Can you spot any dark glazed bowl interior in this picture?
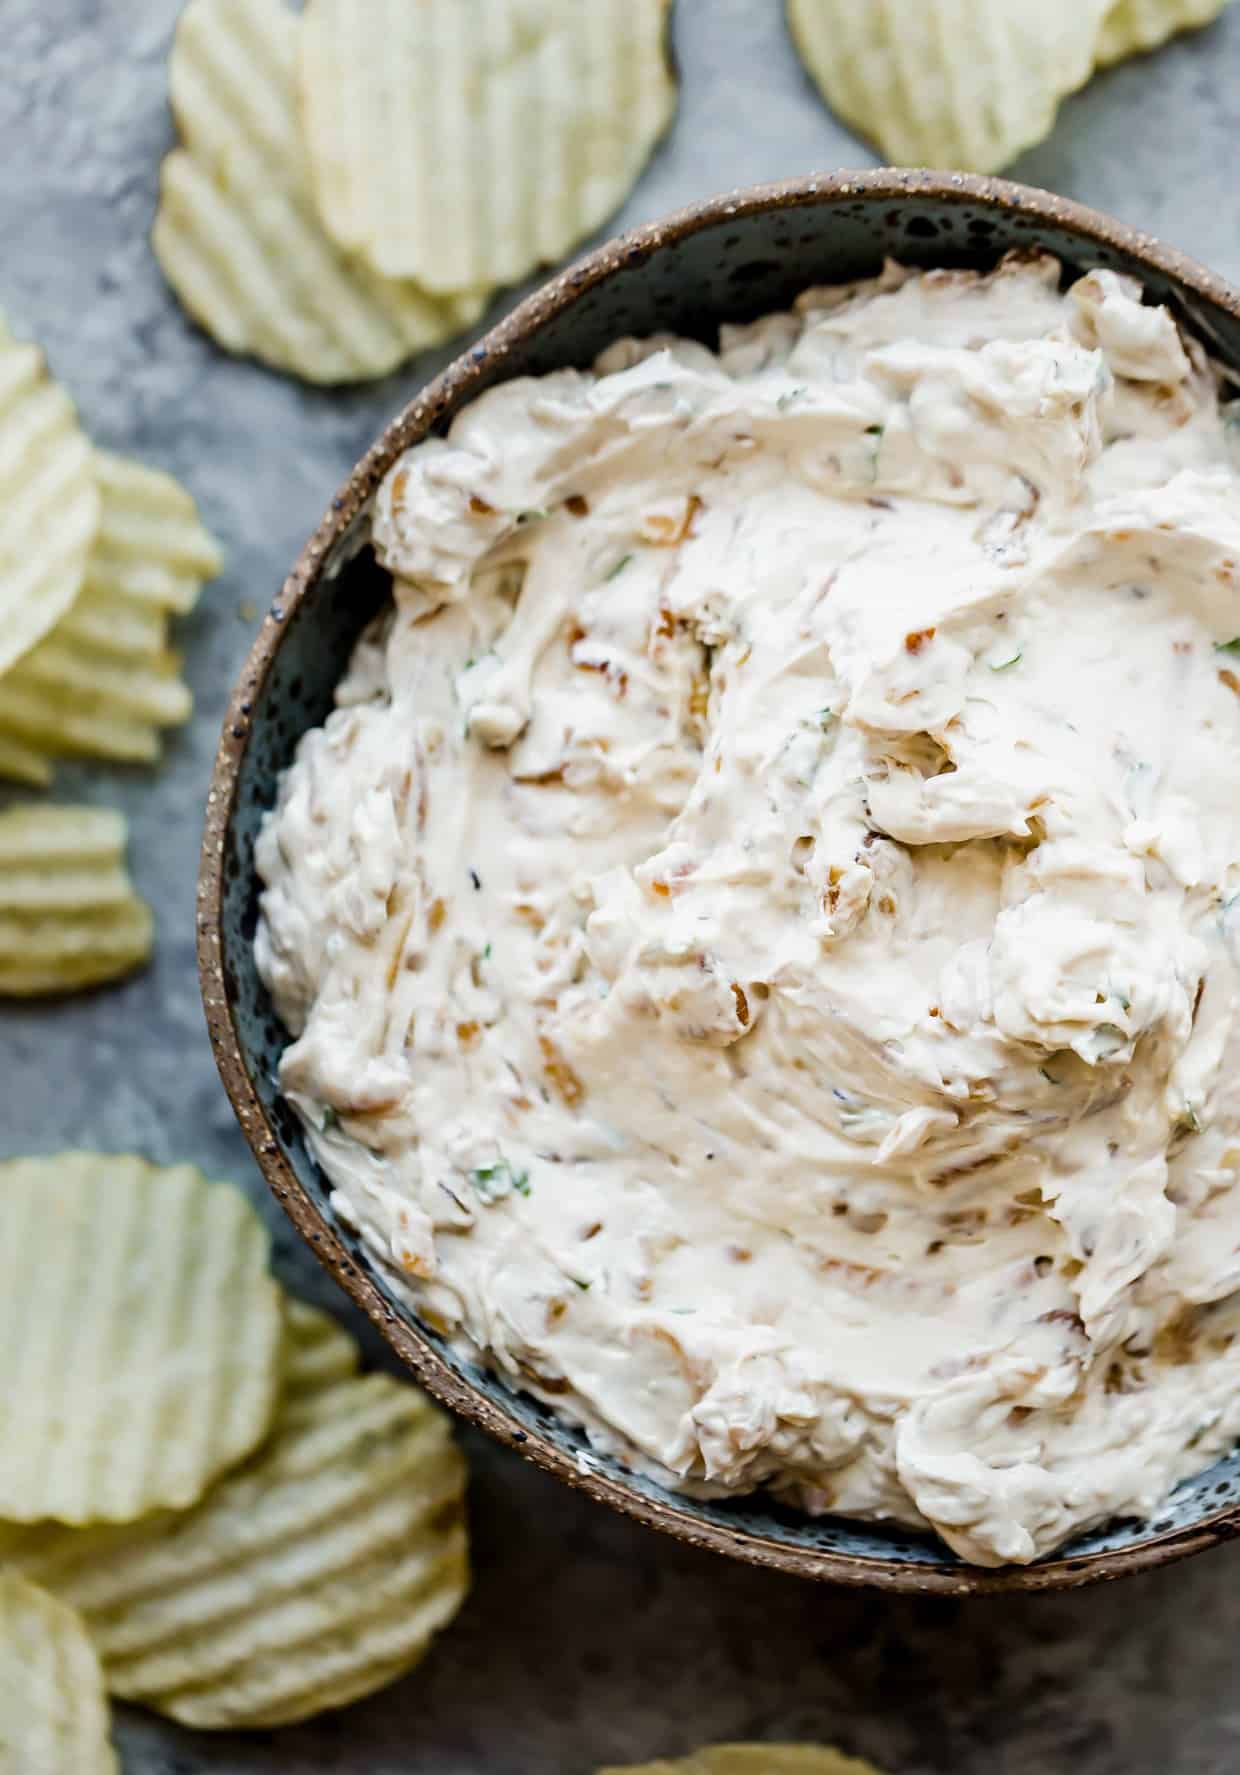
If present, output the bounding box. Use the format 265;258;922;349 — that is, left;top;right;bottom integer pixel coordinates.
200;171;1240;1594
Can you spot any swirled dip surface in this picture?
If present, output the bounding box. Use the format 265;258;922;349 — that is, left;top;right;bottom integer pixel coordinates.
256;255;1240;1565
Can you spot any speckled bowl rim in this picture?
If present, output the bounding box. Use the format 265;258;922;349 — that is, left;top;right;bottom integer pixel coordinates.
199;168;1240;1595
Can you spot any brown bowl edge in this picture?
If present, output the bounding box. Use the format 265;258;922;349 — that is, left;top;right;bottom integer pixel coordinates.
198;167;1240;1595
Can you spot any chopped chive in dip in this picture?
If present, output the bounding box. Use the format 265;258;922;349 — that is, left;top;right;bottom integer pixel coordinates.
1216;639;1240;654
1178;1104;1203;1135
605;553;633;581
1039;1066;1060;1085
990;651;1022;672
482;941;492;960
469;1158;531;1202
571;1276;591;1291
864;424;884;438
776;387;807;411
818;707;834;730
320;1105;339;1132
469;868;482;890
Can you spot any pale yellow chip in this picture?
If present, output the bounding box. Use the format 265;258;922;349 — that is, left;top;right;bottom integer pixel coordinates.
0;449;223;782
1095;0;1228;63
153;0;483;385
0;635;191;768
0;1314;470;1729
299;0;677;295
599;1748;886;1775
0;733;52;789
86;449;224;616
0;1574;117;1775
280;1299;362;1398
0;806;153;996
0;315;100;677
786;0;1228;173
0;1154;283;1522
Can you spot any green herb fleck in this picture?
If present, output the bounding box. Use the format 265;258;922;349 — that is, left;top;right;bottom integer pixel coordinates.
571;1276;591;1292
1216;638;1240;655
482;942;492;960
1039;1066;1061;1086
776;387;807;411
605;554;633;582
990;651;1022;672
1178;1104;1203;1135
469;1157;531;1203
818;707;834;731
321;1106;339;1133
463;656;476;670
861;424;884;485
516;508;549;525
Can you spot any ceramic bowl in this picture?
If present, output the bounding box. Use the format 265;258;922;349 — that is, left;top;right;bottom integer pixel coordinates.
199;169;1240;1594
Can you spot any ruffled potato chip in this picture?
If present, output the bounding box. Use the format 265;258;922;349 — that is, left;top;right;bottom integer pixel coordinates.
0;1574;117;1775
599;1748;885;1775
87;449;224;614
0;1154;283;1521
0;449;222;782
298;0;677;294
0;806;153;996
1096;0;1227;62
153;0;481;384
786;0;1227;173
0;1307;469;1729
0;732;52;789
0;316;99;676
280;1299;361;1398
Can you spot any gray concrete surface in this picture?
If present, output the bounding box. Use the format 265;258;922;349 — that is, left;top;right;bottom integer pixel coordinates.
6;3;1240;1770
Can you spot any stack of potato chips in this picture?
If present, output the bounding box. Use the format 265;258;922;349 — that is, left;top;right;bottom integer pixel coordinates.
153;0;679;385
0;314;222;996
0;1154;471;1758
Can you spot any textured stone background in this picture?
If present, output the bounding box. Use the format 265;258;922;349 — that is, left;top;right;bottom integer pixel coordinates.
7;3;1240;1770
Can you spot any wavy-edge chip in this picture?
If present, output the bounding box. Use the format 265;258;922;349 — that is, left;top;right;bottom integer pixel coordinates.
280;1299;362;1398
0;1312;470;1729
152;0;481;385
0;448;223;782
598;1746;887;1775
1095;0;1227;63
0;806;154;997
0;315;100;675
0;1154;283;1520
0;1574;118;1775
785;0;1226;173
0;410;223;775
0;732;52;789
298;0;677;293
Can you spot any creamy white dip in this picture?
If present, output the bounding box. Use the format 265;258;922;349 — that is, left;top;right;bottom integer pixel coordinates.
256;253;1240;1565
